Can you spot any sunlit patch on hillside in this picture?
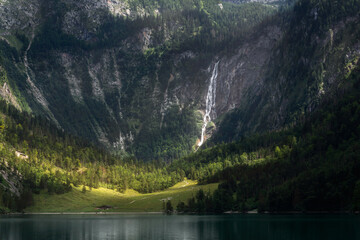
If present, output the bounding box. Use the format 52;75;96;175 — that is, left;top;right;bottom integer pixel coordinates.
169;178;197;189
26;182;218;213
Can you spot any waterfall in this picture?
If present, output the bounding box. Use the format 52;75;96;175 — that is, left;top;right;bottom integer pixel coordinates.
198;61;219;147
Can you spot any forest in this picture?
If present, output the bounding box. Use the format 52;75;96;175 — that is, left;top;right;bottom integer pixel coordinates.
0;100;186;212
175;65;360;213
0;0;283;212
0;0;359;214
1;62;359;213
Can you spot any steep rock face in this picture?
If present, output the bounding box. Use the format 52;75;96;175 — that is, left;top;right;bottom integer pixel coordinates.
210;6;360;143
60;0;132;40
0;0;358;160
0;0;40;32
0;0;231;160
0;160;23;199
38;47;205;151
0;0;274;160
215;25;283;117
0;82;20;110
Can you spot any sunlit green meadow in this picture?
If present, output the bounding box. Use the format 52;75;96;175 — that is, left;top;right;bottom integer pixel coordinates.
26;180;218;213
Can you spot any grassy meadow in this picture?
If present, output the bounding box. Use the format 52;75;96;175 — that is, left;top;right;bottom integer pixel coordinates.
26;180;218;213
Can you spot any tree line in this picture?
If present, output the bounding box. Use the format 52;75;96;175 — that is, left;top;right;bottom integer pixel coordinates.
178;65;360;213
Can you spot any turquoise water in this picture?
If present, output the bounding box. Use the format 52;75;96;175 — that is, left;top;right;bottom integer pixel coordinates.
0;214;359;240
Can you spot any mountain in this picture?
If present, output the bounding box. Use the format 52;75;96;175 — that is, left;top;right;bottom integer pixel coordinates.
0;0;277;161
172;64;360;213
0;0;359;163
0;0;359;214
0;99;187;213
210;0;360;144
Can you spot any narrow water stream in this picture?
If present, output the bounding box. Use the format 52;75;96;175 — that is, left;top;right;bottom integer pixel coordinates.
198;61;219;147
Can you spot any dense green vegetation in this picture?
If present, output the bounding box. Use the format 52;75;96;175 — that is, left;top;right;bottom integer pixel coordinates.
2;61;359;212
178;66;360;213
0;96;222;213
0;0;359;214
26;180;218;213
0;101;191;212
30;0;277;54
134;106;201;160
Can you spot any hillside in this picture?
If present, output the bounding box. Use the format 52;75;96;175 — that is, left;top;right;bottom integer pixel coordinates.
170;64;360;213
0;0;359;214
26;180;218;213
0;0;358;163
0;0;277;161
0;98;215;213
209;0;360;144
0;100;188;213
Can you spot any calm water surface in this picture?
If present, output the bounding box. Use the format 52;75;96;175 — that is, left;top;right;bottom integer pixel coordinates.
0;214;359;240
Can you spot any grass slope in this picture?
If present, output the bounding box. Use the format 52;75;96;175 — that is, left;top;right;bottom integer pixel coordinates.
26;180;218;213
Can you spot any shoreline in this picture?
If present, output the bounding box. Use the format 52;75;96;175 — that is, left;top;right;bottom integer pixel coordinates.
9;212;164;215
3;211;359;216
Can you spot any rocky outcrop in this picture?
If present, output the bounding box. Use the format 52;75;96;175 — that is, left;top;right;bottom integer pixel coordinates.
215;26;283;117
0;0;40;33
0;161;23;198
61;0;132;40
0;82;21;110
210;10;360;143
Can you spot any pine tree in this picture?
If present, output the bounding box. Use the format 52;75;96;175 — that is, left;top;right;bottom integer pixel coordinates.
82;185;86;194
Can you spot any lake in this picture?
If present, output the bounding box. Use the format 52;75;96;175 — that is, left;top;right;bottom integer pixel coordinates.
0;214;359;240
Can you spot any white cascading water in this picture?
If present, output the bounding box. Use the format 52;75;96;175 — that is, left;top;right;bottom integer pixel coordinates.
198;61;220;147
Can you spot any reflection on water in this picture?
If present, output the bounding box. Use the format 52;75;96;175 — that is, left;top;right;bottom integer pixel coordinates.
0;214;359;240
